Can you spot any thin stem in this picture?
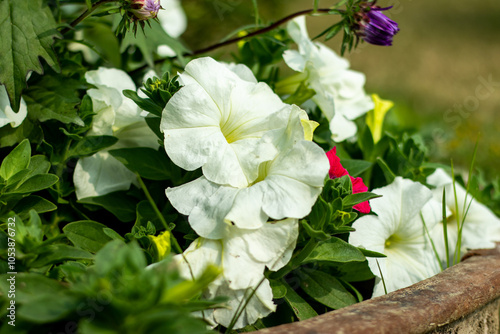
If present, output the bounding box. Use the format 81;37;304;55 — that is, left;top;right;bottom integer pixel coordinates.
136;174;183;254
60;0;118;35
130;8;334;74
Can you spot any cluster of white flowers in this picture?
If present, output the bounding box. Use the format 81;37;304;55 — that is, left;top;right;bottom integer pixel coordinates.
73;67;159;199
350;171;500;297
283;17;374;142
161;57;329;328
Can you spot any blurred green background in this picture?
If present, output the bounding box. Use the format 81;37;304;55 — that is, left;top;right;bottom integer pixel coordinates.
181;0;500;177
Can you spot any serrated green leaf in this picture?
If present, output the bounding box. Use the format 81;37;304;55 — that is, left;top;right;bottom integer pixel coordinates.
24;73;84;126
67;135;118;158
0;0;60;112
299;268;356;309
303;238;365;263
283;280;317;321
63;220;113;253
13;195;57;215
109;147;172;180
0;138;30;180
10;174;58;194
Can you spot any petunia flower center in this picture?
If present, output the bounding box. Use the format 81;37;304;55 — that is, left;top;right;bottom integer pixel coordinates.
384;234;402;249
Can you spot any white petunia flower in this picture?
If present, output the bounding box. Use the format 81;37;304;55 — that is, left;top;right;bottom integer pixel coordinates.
282;16;374;142
174;218;298;328
349;177;442;297
166;137;328;239
203;278;276;329
0;85;28;128
161;57;294;188
427;168;500;264
74;67;158;199
157;0;188;57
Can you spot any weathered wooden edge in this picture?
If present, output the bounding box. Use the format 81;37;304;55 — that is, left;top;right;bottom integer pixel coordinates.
256;246;500;334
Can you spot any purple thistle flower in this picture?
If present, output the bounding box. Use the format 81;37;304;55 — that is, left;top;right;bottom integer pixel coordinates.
356;5;400;46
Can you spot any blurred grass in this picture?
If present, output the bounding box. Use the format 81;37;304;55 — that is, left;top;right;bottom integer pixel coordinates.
180;0;500;178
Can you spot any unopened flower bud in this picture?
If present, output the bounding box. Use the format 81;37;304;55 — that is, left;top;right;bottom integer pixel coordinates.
354;2;399;46
129;0;161;21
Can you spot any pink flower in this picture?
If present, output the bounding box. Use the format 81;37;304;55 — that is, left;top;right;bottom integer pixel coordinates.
326;147;371;213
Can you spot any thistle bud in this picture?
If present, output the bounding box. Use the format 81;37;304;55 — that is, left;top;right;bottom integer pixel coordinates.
129;0;161;21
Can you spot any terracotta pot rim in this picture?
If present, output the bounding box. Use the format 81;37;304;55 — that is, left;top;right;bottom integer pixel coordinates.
256;245;500;334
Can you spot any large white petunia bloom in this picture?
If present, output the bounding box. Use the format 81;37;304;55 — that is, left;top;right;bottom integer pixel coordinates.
282;16;374;142
427;168;500;264
166;136;329;239
161;57;296;188
0;85;28;128
349;177;442;297
174;218;298;328
74;68;158;199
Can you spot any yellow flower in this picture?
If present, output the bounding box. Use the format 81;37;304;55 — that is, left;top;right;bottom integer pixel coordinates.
149;231;171;260
366;94;394;143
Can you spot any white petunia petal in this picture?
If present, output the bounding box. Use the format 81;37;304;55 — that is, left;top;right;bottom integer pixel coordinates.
74;151;137;199
350;177;442;297
158;0;187;38
0;85;28;128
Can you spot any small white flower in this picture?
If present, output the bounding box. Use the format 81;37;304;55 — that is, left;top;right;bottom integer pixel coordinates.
427;168;500;263
0;85;28;128
349;177;442;297
283;16;374;142
161;57;294;188
174;218;298;328
74;68;158;199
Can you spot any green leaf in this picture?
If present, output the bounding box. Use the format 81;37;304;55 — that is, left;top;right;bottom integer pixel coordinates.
376;157;396;184
24;72;84;126
18;293;81;323
303;238;366;263
63;220;113;253
27;155;51;176
0;0;60;112
109;147;172;180
357;247;387;258
0;139;30;180
299;268;357;309
10;174;59;194
13;195;57;215
270;279;287;299
301;220;331;241
342;192;381;209
341;159;373;177
67;135;118;158
123;89;163;116
78;191;137;222
30;244;93;267
0;273;66;304
283;280;318;321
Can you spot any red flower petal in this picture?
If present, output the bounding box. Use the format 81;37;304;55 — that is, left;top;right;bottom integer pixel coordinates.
326;147;348;179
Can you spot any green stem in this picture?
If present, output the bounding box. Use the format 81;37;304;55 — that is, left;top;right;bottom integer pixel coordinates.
271;238;318;279
136;174;183;254
60;0;119;35
130;7;335;74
